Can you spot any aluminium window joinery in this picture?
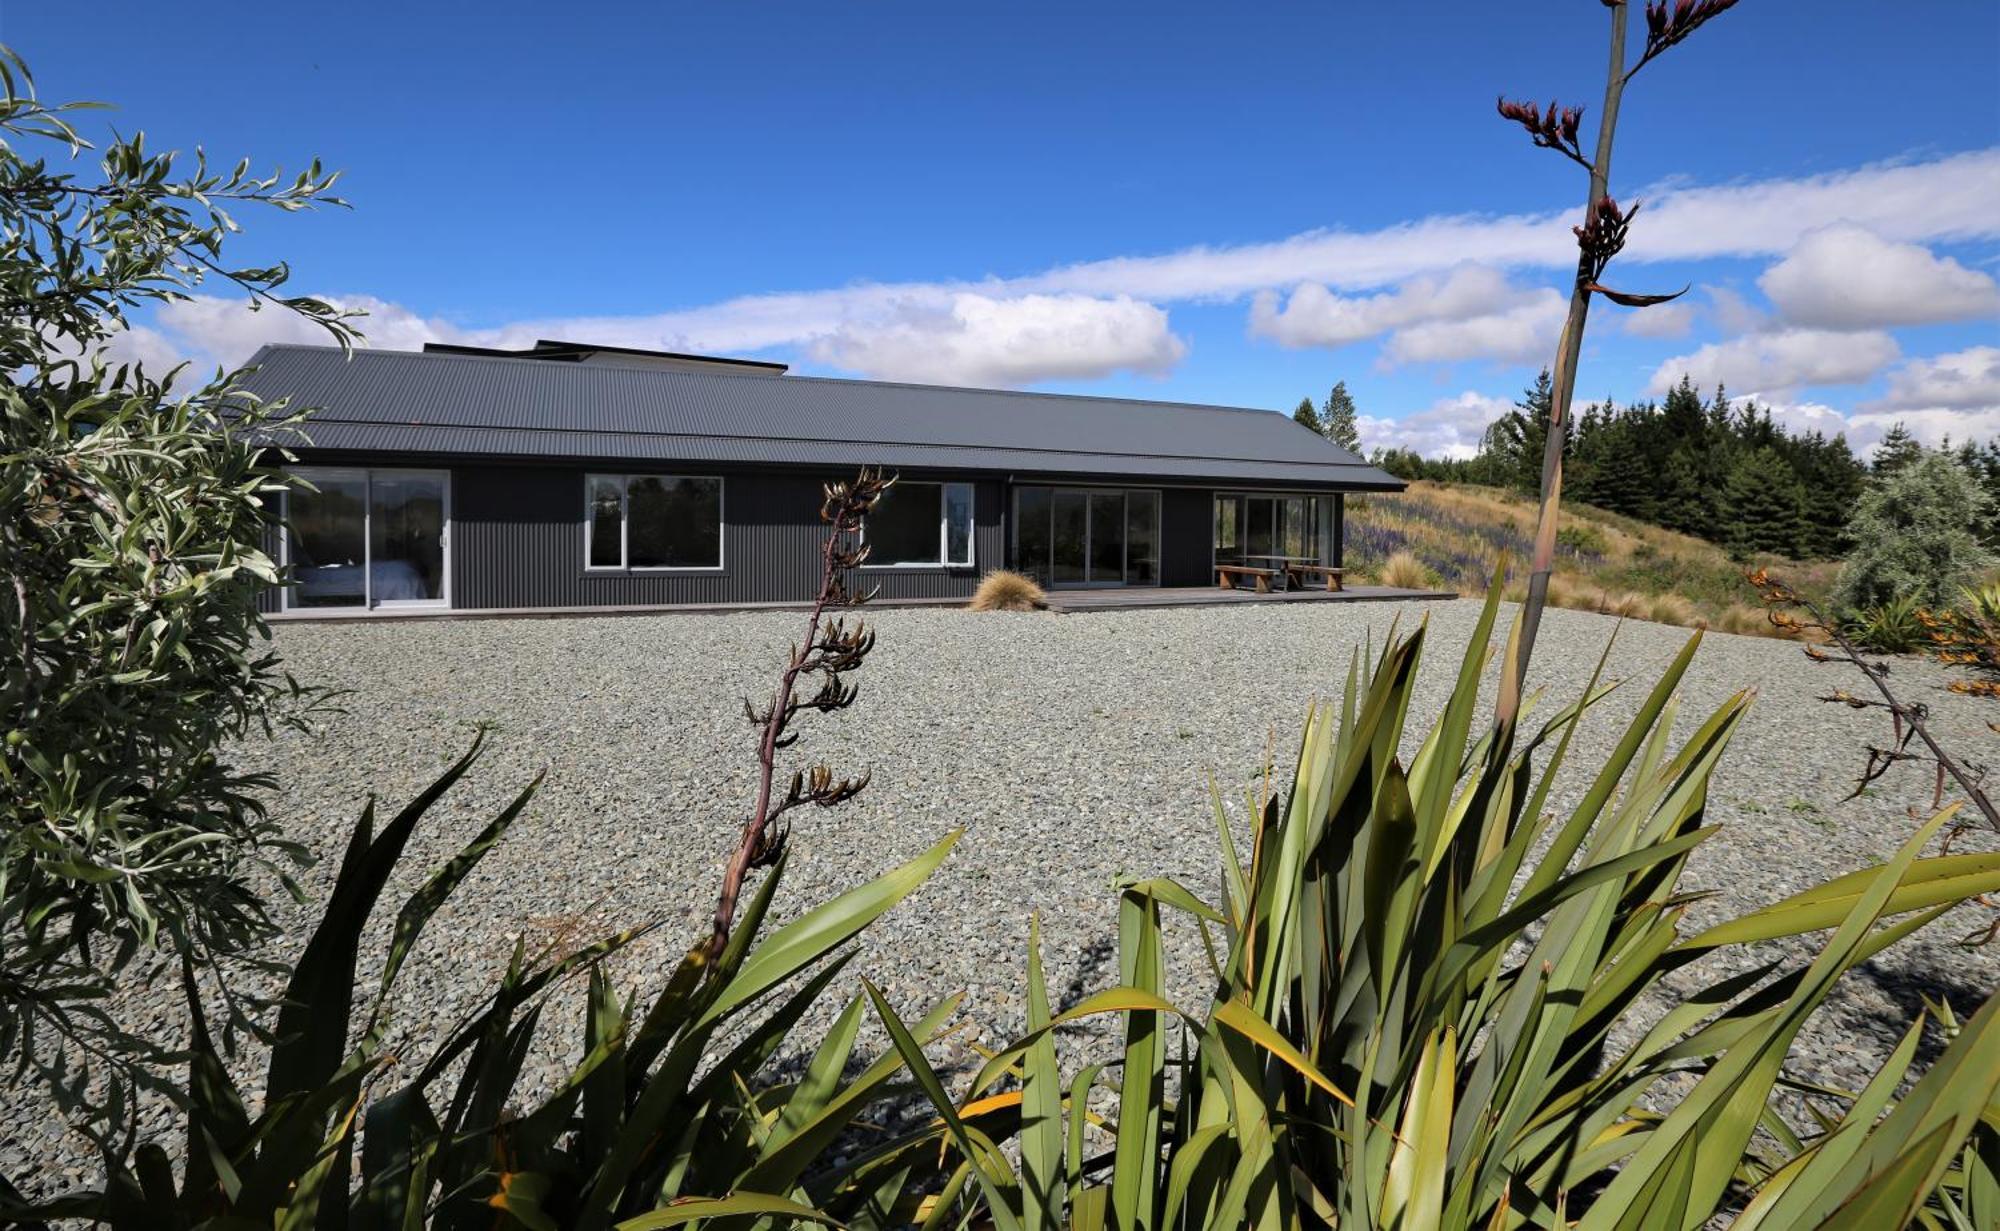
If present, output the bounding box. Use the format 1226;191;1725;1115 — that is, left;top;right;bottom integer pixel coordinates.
586;474;723;569
865;480;974;567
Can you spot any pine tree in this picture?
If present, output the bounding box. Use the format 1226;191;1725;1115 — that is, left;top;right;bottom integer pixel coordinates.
1481;371;1557;493
1795;433;1866;558
1322;381;1362;453
1292;396;1323;434
1654;448;1709;538
1723;446;1808;559
1872;423;1923;476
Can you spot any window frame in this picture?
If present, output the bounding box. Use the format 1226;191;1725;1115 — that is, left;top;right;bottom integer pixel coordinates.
861;480;976;569
281;466;452;612
583;473;726;573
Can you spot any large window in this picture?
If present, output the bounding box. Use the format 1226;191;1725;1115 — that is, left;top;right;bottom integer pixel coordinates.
1213;493;1324;567
586;474;723;569
865;481;974;567
286;467;448;610
1012;486;1160;587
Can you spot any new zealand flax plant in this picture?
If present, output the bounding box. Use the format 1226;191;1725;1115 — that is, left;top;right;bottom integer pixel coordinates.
869;578;2000;1230
0;469;978;1229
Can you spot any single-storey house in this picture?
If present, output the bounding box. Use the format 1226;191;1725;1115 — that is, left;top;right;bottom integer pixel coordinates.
235;339;1404;614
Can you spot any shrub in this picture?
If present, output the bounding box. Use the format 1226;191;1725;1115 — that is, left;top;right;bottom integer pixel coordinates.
0;45;352;1061
1380;549;1435;590
969;568;1047;611
1846;594;1927;653
1835;451;1995;615
1556;520;1610;556
878;587;2000;1228
0;734;963;1228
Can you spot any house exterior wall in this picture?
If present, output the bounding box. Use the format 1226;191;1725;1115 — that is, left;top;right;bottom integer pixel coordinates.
446;465;1000;608
1159;489;1215;587
262;460;1359;614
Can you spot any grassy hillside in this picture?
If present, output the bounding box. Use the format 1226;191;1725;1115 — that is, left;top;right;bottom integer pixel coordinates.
1346;481;1842;635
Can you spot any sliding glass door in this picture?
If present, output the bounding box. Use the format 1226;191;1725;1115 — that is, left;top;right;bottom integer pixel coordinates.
1213;492;1323;569
287;467;449;610
1014;486;1160;587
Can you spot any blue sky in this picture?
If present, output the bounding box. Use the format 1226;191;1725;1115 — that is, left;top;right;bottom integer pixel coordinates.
12;1;1999;454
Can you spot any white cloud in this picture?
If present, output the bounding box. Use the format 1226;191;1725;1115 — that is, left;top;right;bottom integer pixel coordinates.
1725;388;1999;456
1705;285;1770;334
803;292;1185;386
120;148;2000;387
1649;328;1901;395
1382;292;1566;365
1620;300;1696;338
1868;346;2000;411
1358;391;1514;459
1248;264;1565;364
1758;223;1999;329
1847;407;2000;453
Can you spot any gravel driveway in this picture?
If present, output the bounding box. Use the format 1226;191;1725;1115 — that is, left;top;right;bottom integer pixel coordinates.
6;597;1998;1189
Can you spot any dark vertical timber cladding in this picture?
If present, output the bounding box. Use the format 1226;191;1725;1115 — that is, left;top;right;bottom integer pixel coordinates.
1160;488;1214;587
450;466;998;609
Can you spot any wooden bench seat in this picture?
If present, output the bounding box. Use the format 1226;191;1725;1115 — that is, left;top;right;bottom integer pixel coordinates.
1216;565;1279;593
1284;563;1345;592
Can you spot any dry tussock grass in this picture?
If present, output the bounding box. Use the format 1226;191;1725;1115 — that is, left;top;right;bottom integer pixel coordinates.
968;569;1047;612
1381;551;1435;591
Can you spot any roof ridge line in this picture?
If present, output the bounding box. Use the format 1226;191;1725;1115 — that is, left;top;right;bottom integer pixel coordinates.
251;343;1306;422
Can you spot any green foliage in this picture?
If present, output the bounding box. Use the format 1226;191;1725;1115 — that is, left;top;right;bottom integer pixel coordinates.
1402;372;1870;561
1555;521;1609;555
1479;368;1559;492
0;733;965;1229
1872;422;1925;476
0;46;353;1060
1724;445;1809;558
883;585;2000;1228
1322;380;1361;453
1292;396;1322;434
1844;595;1927;653
1835;450;1996;615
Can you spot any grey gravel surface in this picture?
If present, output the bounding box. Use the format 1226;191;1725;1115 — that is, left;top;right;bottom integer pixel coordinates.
4;598;1998;1192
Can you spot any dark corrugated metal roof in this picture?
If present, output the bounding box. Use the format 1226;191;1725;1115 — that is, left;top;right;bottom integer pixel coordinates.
236;345;1406;490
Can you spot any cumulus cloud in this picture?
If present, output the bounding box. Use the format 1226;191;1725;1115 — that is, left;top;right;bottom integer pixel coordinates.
1758;223;1999;329
1868;346;2000;411
113;148;2000;387
1619;300;1696;338
1648;328;1901;395
1357;391;1515;460
803;292;1186;386
1032;149;2000;301
1248;265;1565;365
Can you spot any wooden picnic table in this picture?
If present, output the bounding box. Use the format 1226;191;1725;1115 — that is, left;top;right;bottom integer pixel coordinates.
1241;555;1319;591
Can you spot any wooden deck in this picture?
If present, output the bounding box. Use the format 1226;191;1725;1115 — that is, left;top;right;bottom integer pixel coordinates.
1043;584;1456;613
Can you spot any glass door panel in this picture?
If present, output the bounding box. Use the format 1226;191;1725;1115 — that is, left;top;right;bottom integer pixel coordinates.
370;472;447;604
1052;491;1088;585
1214;495;1243;566
290;470;369;608
1284;497;1309;558
1246;498;1276;558
1088;492;1126;584
1127;491;1159;584
1015;486;1053;585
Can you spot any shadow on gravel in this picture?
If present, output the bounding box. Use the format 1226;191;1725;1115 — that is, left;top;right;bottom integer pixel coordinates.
1848;959;1993;1067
